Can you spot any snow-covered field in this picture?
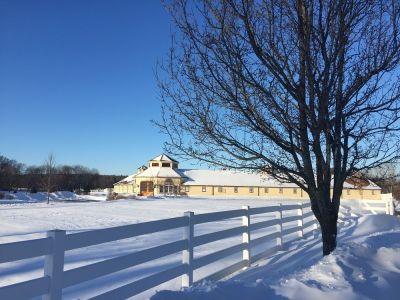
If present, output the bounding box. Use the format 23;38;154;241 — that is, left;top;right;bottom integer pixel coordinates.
0;193;399;299
0;191;108;204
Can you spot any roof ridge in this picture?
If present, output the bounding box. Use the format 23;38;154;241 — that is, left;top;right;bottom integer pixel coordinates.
150;153;178;162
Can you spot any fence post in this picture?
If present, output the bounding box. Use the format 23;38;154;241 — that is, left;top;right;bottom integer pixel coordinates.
389;198;394;215
313;215;318;239
43;229;66;300
242;206;251;267
275;204;283;249
297;203;303;238
182;211;194;288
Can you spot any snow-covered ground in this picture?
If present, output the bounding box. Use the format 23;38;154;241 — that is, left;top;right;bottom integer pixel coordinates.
0;193;399;299
153;213;400;300
0;191;108;204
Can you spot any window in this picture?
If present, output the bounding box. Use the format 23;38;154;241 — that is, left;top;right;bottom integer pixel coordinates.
279;188;283;194
162;163;170;167
151;163;159;167
172;163;178;168
174;186;178;194
202;186;206;192
159;186;164;193
218;186;223;193
264;187;269;193
249;187;254;193
293;188;297;194
185;186;189;192
234;187;238;193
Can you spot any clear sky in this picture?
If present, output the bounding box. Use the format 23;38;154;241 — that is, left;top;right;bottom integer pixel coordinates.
0;0;191;175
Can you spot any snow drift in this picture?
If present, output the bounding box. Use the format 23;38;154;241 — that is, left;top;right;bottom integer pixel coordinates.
152;214;400;300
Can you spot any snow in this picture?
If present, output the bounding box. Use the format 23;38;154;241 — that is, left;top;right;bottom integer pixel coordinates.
351;214;400;236
0;194;399;299
273;239;400;300
137;166;184;178
182;169;298;187
151;154;178;162
117;167;381;190
115;173;138;184
0;191;107;204
152;212;400;300
342;179;381;190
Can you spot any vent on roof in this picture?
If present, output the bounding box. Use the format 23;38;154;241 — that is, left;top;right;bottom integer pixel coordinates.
137;165;148;173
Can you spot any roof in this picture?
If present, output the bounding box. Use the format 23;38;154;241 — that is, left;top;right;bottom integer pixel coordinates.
136;166;185;178
114;174;136;185
114;167;381;190
183;169;382;190
150;154;178;163
342;178;381;190
182;169;298;187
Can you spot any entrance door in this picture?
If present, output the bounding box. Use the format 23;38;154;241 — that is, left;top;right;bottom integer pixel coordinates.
165;184;174;195
163;179;175;195
140;181;154;196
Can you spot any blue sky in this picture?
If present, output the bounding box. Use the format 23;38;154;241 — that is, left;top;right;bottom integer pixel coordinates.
0;0;192;175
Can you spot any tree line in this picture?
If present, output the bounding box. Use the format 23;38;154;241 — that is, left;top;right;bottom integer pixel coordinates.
0;155;126;193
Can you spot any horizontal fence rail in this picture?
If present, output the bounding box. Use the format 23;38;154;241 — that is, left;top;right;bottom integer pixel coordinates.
65;216;188;250
340;199;395;215
0;237;53;264
0;198;393;300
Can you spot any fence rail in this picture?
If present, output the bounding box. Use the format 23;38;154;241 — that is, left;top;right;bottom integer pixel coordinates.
0;199;393;300
341;198;395;215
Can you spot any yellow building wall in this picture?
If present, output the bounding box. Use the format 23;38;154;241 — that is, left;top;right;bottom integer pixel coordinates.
186;186;310;198
135;177;183;195
113;184;134;194
341;188;381;200
185;185;381;200
184;185;214;196
114;179;381;200
258;187;308;198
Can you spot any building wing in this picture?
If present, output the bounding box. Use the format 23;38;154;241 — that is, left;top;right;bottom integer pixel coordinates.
182;169;299;187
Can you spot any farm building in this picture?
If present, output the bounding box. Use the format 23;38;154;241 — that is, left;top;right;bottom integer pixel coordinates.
113;154;382;200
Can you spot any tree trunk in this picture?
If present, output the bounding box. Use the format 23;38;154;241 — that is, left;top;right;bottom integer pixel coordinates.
311;192;339;256
320;216;338;256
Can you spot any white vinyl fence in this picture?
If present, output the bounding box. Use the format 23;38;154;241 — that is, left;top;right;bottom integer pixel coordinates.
0;202;317;300
0;199;394;300
341;198;395;215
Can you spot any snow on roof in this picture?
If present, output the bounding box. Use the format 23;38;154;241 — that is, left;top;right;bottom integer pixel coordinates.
136;166;185;178
150;154;178;162
115;166;381;190
114;173;137;185
182;169;299;187
183;169;381;189
342;178;381;190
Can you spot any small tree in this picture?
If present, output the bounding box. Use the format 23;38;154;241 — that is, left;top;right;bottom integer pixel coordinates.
158;0;400;255
43;154;56;204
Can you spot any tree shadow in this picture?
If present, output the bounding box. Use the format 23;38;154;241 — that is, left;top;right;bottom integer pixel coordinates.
151;280;288;300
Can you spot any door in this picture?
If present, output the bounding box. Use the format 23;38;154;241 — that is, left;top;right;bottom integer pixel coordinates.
140;181;154;196
165;184;174;195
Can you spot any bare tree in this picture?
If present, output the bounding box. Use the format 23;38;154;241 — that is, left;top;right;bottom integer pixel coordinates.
365;163;399;193
43;153;56;204
157;0;400;255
